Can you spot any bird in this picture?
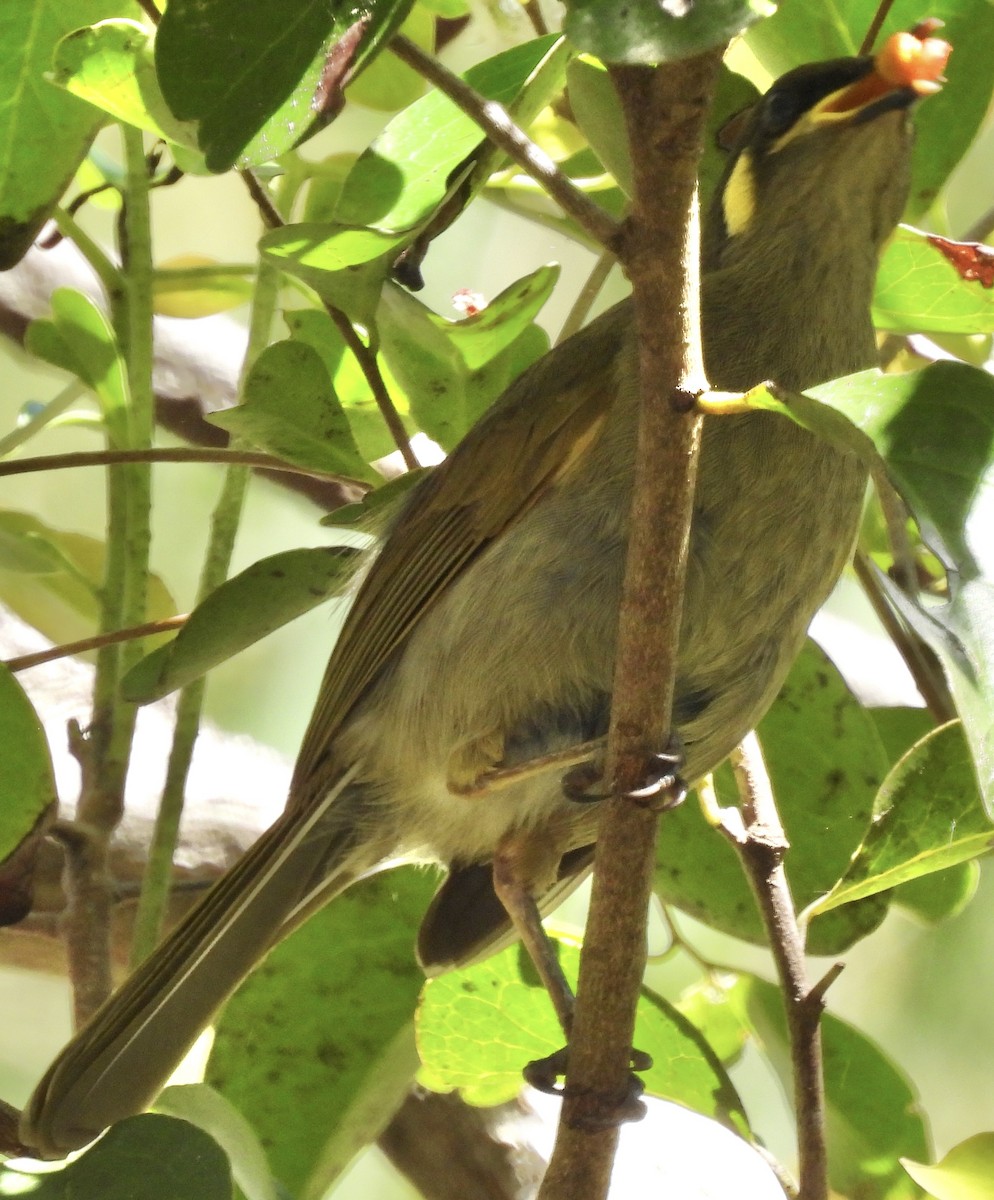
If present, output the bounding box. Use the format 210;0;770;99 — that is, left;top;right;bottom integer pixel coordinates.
20;30;944;1158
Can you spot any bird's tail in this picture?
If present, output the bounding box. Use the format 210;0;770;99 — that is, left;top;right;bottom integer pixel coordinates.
21;768;379;1159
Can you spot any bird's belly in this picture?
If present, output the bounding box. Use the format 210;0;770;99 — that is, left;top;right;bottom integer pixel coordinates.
337;410;866;867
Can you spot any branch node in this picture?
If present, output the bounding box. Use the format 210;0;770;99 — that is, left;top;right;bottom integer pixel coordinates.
807;961;845;1011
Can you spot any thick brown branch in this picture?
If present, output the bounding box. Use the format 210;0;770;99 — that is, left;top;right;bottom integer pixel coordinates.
537;48;722;1200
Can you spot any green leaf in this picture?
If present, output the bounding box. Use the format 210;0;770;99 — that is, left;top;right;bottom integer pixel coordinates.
209;340;375;481
740;0;994;221
874;228;994;335
345;4;431;113
744;363;994;814
335;34;565;233
319;468;427;526
0;510;175;650
207;868;435;1198
564;0;772;64
0;1113;232;1200
808;722;990;917
871;706;936;766
0;665;57;862
284;309;404;456
656;641;890;954
51;19;201;153
122;546;359;703
893;859;980;926
155;0;417;171
25;288;129;439
155;0;333;172
903;1133;994;1200
284;308;413;461
378;266;557;449
674;977;751;1066
154;1085;278;1200
732;975;930;1200
0;0;138;268
870;707;978;926
419;939;747;1131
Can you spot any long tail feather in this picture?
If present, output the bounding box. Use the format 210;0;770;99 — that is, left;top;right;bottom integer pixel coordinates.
22;769;375;1159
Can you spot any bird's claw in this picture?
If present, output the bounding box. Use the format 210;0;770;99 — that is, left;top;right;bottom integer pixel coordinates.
523;1046;652;1127
562;732;687;811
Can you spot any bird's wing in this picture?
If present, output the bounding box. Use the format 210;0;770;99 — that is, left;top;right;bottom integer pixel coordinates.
290;302;628;796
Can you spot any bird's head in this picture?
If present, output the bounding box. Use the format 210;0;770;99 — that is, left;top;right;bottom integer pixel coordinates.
704;26;950;274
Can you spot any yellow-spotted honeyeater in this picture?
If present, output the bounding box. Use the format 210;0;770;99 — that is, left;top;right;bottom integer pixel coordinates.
20;34;944;1157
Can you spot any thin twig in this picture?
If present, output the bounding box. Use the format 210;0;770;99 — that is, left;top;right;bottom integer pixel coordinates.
724;733;832;1200
859;0;898;54
391;35;621;250
537;48;721;1200
5;616;187;673
324;304;421;471
556;249;617;345
0;446;366;488
239;169;284;231
872;466;918;597
236;168;419;471
522;0;550;37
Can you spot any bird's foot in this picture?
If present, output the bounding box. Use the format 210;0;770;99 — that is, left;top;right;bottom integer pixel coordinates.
523;1045;652;1127
562;732;686;811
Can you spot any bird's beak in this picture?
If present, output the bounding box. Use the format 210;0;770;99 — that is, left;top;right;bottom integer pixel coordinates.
812;25;951;129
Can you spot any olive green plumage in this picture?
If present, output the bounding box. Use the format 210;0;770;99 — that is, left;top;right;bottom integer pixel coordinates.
23;52;915;1157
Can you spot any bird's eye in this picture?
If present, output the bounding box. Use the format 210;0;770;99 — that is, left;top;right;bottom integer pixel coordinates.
760;89;800;138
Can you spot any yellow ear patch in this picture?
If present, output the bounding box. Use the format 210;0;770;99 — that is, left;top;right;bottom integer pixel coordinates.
722;152;756;238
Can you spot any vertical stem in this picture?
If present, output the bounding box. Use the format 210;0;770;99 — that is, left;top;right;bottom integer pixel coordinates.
128;261;280;964
729;733;832;1200
538;48;721;1200
65;125;154;1025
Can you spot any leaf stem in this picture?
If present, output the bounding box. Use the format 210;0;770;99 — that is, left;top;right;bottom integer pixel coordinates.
128;260;280;964
62;126;156;1025
0;380;87;456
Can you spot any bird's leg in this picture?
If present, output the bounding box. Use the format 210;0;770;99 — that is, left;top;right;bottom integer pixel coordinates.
512;735;687;1116
447;737;606;797
562;735;687;809
492;832;576;1036
492;829;651;1118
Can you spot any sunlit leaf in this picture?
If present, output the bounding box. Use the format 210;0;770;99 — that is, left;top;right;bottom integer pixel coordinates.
209;340;375;481
808;722;990;916
51;19;201;152
903;1133;994;1200
0;666;57;863
419;939;747;1130
0;0;138;268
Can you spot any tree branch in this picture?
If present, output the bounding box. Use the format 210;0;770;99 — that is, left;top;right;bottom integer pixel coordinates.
720;733;833;1200
0;446;367;490
537;47;722;1200
391;35;621;250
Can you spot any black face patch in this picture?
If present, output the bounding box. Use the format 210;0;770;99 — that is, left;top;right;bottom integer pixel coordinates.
752;55;876;149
